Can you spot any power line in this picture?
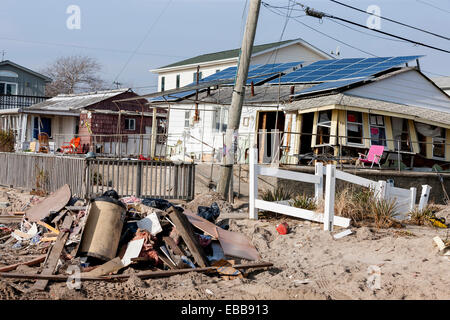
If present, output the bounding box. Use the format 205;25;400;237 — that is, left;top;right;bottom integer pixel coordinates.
287;2;450;54
262;2;378;57
329;0;450;41
415;0;450;14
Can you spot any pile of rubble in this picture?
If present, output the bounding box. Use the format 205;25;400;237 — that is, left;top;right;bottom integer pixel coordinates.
0;185;270;292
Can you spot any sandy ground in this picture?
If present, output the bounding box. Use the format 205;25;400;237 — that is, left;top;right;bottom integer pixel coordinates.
0;186;449;300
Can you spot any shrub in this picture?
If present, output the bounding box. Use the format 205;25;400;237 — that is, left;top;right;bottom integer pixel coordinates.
291;194;317;210
261;186;294;202
0;129;15;152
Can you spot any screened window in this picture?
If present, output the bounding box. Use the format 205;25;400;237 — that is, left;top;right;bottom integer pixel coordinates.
125;118;135;131
316;110;332;145
184;111;190;128
193;72;202;82
347;111;364;145
213;107;228;132
392;117;411;151
369;115;386;146
433;128;446;159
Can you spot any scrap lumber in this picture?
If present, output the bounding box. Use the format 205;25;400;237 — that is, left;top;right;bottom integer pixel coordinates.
166;207;209;268
37;221;59;235
0;216;22;224
25;184;71;222
30;214;74;291
0;255;46;273
0;262;273;281
163;236;184;256
81;257;124;277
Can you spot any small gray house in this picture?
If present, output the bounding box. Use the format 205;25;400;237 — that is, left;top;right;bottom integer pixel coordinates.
0;60;51;110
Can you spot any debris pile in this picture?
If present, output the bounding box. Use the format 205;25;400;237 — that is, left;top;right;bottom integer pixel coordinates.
0;185;270;290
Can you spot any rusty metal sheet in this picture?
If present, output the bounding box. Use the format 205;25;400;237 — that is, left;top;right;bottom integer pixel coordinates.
25;184;71;222
183;210;260;261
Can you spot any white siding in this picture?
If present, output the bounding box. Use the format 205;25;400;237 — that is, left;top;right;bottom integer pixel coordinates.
346;70;450;113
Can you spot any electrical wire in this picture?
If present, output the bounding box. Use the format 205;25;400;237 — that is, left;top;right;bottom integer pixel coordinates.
329;0;450;41
415;0;450;14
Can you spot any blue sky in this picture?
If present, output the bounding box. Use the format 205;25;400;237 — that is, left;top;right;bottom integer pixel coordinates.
1;0;449;94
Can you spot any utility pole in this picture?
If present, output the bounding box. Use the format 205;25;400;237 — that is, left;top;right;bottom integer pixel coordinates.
216;0;261;199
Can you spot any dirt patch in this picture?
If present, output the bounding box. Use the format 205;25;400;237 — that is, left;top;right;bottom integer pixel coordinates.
184;191;234;214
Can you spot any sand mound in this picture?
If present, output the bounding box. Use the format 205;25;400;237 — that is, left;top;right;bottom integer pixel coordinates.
185;191;233;214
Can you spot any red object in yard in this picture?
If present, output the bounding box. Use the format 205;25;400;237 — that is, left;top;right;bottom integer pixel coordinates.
276;222;289;235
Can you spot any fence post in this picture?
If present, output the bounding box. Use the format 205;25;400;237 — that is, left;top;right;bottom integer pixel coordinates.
136;161;142;198
84;159;91;199
314;162;323;204
323;164;336;231
409;187;417;212
375;180;387;200
418;185;431;211
173;164;179;199
249;148;258;220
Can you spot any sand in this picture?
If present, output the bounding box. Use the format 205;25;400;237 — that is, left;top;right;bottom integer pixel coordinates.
0;186;449;300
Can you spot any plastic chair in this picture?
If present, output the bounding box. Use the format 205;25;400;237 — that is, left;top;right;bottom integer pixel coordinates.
357;145;384;169
61;137;81;154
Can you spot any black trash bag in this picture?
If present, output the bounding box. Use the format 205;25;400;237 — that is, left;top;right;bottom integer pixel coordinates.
197;202;220;223
118;221;138;248
67;196;81;206
102;189;119;200
215;219;229;230
141;198;173;211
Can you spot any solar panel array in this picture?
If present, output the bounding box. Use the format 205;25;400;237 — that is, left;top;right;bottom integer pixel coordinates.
151;61;303;102
268;55;422;84
293;78;370;97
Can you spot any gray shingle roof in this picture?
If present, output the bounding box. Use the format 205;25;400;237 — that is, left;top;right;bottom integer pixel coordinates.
0;60;52;82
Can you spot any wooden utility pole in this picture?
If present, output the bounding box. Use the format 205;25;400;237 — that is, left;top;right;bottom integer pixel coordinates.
217;0;261;199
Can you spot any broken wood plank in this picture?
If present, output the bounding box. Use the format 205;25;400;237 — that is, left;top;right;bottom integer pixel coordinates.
65;206;87;211
433;236;447;251
0;216;22;224
40;237;58;242
0;262;273;281
25;184;71;222
30;214;73;291
81;257;124;278
163;236;184;256
0;255;46;273
37;221;59;235
167;207;209;268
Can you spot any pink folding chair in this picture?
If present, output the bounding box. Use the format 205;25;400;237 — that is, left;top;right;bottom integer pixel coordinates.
357;145;384;169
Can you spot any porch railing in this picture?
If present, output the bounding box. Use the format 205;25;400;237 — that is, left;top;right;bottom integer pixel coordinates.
0;94;48;110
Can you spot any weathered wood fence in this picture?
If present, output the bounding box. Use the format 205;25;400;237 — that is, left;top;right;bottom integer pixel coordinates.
0;152;195;200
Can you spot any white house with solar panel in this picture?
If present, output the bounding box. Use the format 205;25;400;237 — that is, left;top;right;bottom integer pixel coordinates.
150;38;333;161
151;48;450;170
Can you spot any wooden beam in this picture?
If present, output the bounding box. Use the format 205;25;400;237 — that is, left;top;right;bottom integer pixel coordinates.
0;255;46;273
30;214;73;291
166;207;209;268
0;262;273;282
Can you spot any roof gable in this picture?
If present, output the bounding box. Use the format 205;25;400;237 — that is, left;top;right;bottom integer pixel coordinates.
0;60;52;82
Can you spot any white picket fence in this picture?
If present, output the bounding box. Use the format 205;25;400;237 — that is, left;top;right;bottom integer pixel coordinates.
249;148;431;231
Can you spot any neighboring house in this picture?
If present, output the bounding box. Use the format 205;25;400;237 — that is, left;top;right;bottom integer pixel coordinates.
151;54;450;169
151;38;333;92
0;60;51;110
432;77;450;95
151;38;332;161
1;88;166;156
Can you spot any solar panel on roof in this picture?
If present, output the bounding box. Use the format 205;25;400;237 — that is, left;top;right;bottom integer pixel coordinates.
268;55;422;84
292;78;369;97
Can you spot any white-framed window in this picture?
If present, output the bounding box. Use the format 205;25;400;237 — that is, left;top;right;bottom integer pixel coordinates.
316;110;332;145
124;118;135;131
369;115;386;146
0;82;18;95
346;111;364;145
432;128;446;159
392;117;411;151
184;111;190;128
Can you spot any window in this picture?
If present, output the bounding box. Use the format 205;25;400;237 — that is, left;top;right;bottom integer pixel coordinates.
161;76;165;92
33;117;52;139
176;74;180;89
433;128;446;159
213;107;228;132
346;111;364;145
184;111;191;128
0;82;17;95
125;118;135;131
316;110;332;145
193;71;202;82
392;118;411;151
369;115;386;146
215;69;220;73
